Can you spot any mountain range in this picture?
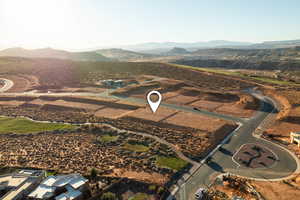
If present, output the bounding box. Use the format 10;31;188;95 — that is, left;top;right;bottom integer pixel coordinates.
95;48;154;61
94;39;300;53
0;47;112;62
110;40;253;53
0;39;299;62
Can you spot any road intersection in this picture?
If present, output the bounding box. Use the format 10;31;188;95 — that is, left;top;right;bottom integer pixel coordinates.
0;78;299;200
174;91;300;200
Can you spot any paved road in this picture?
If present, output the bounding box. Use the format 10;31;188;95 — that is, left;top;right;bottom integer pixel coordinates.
0;78;14;92
175;92;299;200
1;91;244;123
1;79;299;200
102;123;200;166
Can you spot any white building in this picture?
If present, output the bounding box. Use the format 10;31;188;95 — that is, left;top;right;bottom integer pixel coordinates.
0;169;45;200
290;132;300;148
28;174;89;200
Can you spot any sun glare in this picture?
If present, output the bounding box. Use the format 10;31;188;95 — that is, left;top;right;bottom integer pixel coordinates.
1;0;76;48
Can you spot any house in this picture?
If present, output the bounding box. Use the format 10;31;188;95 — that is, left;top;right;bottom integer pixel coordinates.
101;79;125;88
0;169;45;200
290;132;300;147
27;174;89;200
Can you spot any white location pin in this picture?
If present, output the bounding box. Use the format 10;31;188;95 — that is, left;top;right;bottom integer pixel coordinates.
147;90;162;113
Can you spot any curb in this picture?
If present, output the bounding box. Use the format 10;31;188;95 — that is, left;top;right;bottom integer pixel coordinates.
167;123;243;199
228;95;300;182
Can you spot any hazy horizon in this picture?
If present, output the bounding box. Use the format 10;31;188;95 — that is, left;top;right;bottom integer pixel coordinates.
1;0;300;50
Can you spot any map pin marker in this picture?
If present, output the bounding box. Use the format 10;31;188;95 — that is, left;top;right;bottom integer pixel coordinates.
147;90;162;113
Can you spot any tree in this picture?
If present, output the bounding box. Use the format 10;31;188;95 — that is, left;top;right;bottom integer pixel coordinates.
90;168;98;180
100;192;117;200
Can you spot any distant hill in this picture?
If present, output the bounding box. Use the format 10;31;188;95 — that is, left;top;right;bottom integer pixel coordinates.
95;48;154;61
248;39;300;49
173;46;300;70
119;40;253;52
94;39;300;52
190;46;300;61
165;47;190;55
173;58;300;71
0;47;112;61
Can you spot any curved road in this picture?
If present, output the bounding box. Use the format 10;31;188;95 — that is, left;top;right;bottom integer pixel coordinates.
1;91;244;123
0;78;14;92
175;91;300;200
0;79;299;200
20;115;199;167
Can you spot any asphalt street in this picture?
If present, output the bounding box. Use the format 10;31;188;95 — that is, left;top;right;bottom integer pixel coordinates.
176;93;299;200
0;79;298;200
1;91;244;123
0;78;14;92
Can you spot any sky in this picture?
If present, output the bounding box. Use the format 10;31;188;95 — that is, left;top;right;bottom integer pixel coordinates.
0;0;300;50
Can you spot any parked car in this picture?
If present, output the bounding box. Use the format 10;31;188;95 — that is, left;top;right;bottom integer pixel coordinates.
195;187;207;199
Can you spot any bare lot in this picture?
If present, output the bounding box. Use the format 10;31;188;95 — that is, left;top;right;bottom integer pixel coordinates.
113;77;259;118
29;99;104;111
250;177;300;200
0;91;238;161
163;111;229;131
95;107;136;119
127;107;178;122
263;89;300;158
2;75;38;92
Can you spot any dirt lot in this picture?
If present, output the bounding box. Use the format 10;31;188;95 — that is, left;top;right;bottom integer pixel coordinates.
46;87;107;93
3;75;38;92
95;107;136;119
0;100;25;106
190;93;259;118
0;94;237;161
190;100;223;111
111;170;167;185
263;89;300;158
114;99;144;107
250;177;300;200
165;95;199;105
215;102;257;118
29;99;104;111
209;174;300;200
163;111;232;132
115;77;259;118
127;107;178;122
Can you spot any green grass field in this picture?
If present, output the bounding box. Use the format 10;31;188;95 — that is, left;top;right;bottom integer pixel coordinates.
123;143;149;152
156;156;188;171
0;117;75;134
170;63;300;86
249;76;299;85
98;134;118;143
170;63;242;76
129;193;149;200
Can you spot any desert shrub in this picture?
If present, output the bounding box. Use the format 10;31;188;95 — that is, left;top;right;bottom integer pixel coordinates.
90;168;98;180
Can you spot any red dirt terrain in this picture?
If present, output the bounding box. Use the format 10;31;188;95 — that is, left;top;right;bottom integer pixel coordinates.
250;176;300;200
0;57;258;93
127;107;178;122
29;99;104;111
3;75;39;92
163;111;230;132
113;77;259;118
263;89;300;159
210;174;300;200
